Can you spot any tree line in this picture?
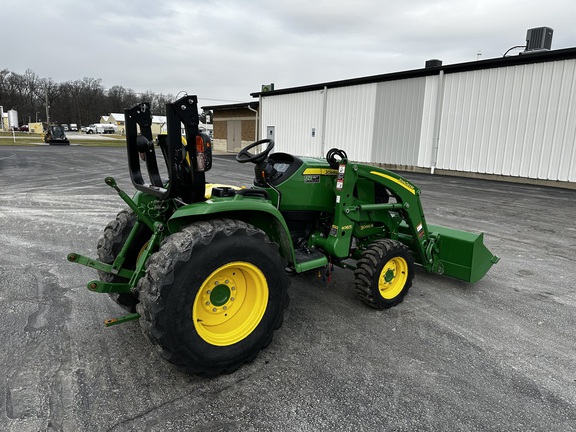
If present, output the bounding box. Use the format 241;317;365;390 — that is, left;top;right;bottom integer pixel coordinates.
0;68;180;127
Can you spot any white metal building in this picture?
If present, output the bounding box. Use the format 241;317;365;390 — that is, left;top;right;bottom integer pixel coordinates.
252;47;576;187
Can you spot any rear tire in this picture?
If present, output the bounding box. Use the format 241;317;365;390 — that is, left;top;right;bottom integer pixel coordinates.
137;219;289;377
354;239;414;309
97;209;152;312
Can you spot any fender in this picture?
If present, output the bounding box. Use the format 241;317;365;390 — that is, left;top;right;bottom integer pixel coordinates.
167;196;296;264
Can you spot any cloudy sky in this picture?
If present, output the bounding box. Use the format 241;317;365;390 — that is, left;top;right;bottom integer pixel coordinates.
5;0;575;108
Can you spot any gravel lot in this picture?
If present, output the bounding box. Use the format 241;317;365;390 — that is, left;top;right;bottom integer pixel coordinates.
1;145;575;431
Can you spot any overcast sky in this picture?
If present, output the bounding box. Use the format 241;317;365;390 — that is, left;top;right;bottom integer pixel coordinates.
5;0;575;109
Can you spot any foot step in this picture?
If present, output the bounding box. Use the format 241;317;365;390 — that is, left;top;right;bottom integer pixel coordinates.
294;248;326;264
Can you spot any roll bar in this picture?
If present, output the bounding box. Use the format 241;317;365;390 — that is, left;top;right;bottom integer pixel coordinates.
124;95;211;203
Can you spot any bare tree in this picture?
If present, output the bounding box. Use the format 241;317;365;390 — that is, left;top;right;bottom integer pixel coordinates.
0;68;182;127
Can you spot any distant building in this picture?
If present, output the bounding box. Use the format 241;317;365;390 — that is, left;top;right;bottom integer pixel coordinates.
201;102;259;153
105;113;166;136
107;113;126;135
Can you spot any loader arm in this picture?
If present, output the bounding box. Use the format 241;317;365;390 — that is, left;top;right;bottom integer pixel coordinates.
308;159;438;270
308;159;498;281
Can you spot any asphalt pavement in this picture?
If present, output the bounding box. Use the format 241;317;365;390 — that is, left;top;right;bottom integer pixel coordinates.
1;145;575;431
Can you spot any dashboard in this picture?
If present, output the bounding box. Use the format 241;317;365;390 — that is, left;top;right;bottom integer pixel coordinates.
267;153;304;185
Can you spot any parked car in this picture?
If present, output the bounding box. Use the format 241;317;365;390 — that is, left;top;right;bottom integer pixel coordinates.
19;125;29;132
70;123;78;131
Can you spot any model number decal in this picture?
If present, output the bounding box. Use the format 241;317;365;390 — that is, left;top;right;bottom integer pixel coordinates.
369;171;416;195
302;168;338;176
304;175;320;183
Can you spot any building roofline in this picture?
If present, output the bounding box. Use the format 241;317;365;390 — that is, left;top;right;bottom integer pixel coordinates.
250;47;576;98
201;101;259;111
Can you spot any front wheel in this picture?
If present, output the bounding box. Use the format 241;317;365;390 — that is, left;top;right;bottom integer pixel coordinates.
137;219;289;377
97;209;152;312
354;239;415;309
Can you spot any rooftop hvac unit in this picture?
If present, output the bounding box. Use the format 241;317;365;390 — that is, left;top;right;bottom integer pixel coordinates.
525;27;553;51
425;59;443;68
261;83;275;92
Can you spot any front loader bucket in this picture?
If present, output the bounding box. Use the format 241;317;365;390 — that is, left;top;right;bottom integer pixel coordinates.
49;139;70;145
429;225;499;283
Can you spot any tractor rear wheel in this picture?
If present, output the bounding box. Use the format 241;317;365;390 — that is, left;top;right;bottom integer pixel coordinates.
97;209;152;312
354;239;414;309
137;219;289;377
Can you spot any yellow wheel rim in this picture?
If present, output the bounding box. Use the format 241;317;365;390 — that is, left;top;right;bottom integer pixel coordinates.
193;262;269;346
378;257;408;300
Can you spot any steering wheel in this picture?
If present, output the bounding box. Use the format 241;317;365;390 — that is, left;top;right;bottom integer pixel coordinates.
236;139;275;164
326;148;348;169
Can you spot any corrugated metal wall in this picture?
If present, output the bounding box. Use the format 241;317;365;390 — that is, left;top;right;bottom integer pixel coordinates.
436;59;576;182
324;84;377;162
417;75;442;168
260;84;378;160
260;57;576;184
260;90;325;157
371;77;426;166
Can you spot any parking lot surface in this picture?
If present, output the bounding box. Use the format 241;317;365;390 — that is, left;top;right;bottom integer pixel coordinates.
1;145;575;431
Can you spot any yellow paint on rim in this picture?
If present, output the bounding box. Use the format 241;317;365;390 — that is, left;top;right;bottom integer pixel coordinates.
378;257;408;299
192;262;269;346
369;171;416;195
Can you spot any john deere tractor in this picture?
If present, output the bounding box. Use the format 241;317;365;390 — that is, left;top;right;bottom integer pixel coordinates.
68;94;499;377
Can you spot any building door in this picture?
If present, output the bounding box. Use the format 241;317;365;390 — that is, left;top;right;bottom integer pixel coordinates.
227;120;242;152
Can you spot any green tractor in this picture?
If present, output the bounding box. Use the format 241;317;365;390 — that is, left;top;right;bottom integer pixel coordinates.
68;95;499;376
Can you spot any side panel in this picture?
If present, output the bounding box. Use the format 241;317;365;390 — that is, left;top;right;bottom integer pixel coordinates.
274;158;337;212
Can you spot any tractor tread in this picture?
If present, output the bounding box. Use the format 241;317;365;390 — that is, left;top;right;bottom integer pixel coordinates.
137;218;289;377
353;239;414;310
97;209;149;312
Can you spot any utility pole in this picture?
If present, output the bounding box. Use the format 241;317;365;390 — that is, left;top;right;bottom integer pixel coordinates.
45;90;50;126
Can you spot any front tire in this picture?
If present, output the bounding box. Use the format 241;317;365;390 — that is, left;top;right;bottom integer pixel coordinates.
137;219;289;377
354;239;414;309
97;209;152;312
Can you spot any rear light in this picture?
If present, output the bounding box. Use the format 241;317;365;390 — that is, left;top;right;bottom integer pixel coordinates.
195;136;206;171
194;134;212;172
